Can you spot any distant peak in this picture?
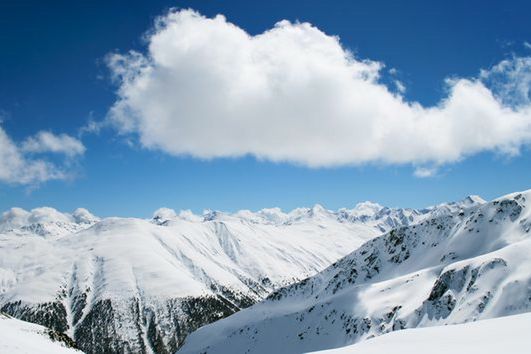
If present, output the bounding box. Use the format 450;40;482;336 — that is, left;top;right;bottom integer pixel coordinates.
153;207;177;218
0;207;31;228
152;208;177;223
311;204;327;213
353;201;384;213
72;208;99;224
202;209;224;222
459;195;487;206
0;206;98;236
178;209;202;222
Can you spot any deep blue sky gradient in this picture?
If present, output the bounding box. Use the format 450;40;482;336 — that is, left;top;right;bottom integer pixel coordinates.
1;0;530;216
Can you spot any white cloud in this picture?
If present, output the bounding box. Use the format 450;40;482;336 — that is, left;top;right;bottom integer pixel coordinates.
480;56;531;108
0;126;85;185
107;9;531;171
153;207;177;221
78;112;107;136
22;131;85;157
413;166;438;178
394;80;406;94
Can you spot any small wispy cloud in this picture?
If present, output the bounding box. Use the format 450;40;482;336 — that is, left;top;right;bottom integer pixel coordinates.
79;119;106;136
413;166;438;178
22;131;85;157
394;80;406;94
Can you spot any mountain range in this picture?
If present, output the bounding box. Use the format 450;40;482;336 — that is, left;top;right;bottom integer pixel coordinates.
178;190;531;353
1;191;529;354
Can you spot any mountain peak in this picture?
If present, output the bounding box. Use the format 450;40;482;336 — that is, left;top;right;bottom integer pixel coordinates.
72;208;99;224
0;207;98;236
352;201;384;214
460;195;486;206
152;207;178;224
310;204;329;215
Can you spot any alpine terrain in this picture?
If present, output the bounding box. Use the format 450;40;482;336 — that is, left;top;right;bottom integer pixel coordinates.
178;190;531;354
0;198;480;353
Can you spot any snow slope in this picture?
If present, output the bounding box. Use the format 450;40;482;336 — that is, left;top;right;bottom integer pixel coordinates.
0;199;479;353
178;190;531;354
0;312;81;354
312;313;531;354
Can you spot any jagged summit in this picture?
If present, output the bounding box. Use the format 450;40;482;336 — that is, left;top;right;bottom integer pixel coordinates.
432;194;487;209
147;195;485;230
463;194;487;205
0;194;487;235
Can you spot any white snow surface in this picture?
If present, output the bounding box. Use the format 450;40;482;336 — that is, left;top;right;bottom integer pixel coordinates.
0;209;377;305
0;198;480;304
311;312;531;354
0;196;485;351
178;190;531;354
0;313;81;353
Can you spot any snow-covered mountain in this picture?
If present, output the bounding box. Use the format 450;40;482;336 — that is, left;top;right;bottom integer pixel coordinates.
0;197;483;354
0;312;81;354
311;312;531;354
0;207;99;237
178;190;531;354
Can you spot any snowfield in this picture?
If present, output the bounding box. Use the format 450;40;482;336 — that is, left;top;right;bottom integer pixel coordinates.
0;199;471;353
0;313;81;354
311;313;531;354
178;190;531;354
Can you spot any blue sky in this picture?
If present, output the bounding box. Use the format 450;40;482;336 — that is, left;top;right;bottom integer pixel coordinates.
0;0;530;217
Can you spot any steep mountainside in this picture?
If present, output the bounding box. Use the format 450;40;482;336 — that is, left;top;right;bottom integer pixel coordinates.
0;312;81;354
179;190;531;354
311;312;531;354
0;199;480;353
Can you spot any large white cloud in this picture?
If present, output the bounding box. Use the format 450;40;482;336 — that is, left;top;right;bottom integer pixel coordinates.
107;9;531;171
0;126;84;185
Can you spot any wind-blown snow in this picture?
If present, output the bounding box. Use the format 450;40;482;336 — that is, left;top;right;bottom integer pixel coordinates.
311;313;531;354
